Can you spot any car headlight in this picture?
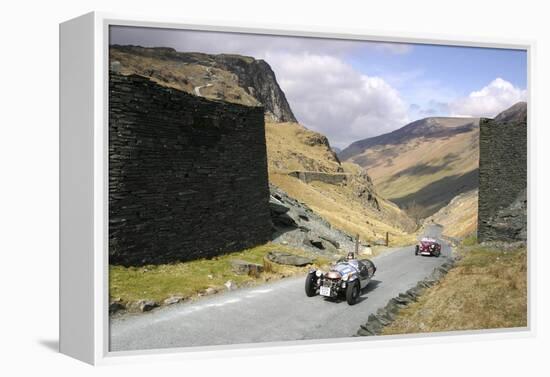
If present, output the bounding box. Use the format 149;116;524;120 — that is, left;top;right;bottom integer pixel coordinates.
315;270;323;277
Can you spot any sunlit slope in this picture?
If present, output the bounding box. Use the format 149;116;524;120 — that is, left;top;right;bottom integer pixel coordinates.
266;122;416;244
340;117;480;218
422;189;478;239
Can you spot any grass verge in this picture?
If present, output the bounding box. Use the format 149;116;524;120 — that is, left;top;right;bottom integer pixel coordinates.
109;242;331;311
382;240;527;335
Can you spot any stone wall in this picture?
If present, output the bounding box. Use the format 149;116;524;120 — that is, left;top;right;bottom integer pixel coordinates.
287;171;349;185
109;73;272;266
478;115;527;242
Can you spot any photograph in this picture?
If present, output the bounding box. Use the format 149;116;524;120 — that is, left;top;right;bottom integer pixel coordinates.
106;25;527;352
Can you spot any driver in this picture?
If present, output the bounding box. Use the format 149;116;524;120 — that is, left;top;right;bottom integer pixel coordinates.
347;251;355;260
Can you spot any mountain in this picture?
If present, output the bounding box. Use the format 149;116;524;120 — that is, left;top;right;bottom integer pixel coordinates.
110;45;416;243
266;122;417;243
494;101;527;123
339;117;480;219
110;45;297;123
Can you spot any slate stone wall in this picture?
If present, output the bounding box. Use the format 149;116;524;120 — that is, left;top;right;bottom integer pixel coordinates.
478;117;527;242
287;171;349;185
109;73;271;266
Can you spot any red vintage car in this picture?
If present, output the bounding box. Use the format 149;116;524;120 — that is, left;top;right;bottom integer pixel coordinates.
415;237;441;257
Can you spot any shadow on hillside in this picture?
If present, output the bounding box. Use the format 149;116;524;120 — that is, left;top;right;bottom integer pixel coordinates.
395;153;460;178
391;169;479;218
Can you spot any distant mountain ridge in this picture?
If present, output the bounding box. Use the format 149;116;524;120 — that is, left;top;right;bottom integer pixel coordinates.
339;117;479;161
110;45;297;123
339;103;526;220
494;101;527;123
339;116;481;219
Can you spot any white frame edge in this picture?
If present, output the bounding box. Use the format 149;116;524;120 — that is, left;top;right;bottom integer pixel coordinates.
59;11;536;365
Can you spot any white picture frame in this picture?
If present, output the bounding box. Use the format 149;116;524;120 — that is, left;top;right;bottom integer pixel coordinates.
59;11;534;365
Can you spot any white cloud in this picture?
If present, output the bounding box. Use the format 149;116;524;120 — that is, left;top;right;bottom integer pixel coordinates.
265;52;409;148
110;26;414;147
449;78;527;118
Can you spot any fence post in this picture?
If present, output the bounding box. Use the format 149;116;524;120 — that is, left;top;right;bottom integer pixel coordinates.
386;232;389;247
355;234;360;256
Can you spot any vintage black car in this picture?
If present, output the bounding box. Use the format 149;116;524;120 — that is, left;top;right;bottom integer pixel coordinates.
305;254;376;305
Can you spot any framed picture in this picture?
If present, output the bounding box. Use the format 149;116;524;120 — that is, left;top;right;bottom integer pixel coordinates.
60;12;531;365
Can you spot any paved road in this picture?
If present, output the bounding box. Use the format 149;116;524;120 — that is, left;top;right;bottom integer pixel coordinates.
110;225;451;351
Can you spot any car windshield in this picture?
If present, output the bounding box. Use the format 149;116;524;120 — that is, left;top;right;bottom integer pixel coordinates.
332;262;356;275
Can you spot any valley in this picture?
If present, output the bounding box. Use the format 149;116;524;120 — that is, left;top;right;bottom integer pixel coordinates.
340;117;480;220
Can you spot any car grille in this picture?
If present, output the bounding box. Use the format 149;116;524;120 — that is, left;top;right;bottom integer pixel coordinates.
322;278;340;290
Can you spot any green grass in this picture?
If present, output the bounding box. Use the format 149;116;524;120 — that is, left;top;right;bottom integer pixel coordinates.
109;242;331;309
462;234;478;246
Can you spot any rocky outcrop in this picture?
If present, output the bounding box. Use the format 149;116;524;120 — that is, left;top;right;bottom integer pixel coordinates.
287;171;349;185
269;185;357;257
266;251;314;266
231;260;264;276
213;54;297;123
110;45;296;123
478;102;527;242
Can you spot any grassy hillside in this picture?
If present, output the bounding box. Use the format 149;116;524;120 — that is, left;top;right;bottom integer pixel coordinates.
111;47;259;106
266;122;416;245
422;189;478;239
383;239;527;335
265;122;342;173
340;117;479;218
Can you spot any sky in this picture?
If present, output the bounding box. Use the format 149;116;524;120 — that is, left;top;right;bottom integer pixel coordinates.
110;26;527;148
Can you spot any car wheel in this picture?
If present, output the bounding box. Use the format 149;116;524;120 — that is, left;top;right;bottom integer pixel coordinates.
305;273;317;297
415;245;419;256
346;281;360;305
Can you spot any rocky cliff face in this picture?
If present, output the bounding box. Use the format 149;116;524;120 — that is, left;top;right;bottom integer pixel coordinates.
213;54;297;123
110;45;297;123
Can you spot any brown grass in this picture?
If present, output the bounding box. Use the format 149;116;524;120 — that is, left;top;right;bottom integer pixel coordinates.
110;48;259;107
383;243;527;335
269;172;416;247
422;189;478;239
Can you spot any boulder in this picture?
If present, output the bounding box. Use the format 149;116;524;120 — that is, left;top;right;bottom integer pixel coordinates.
109;299;125;314
304;235;338;254
138;300;159;312
231;259;264;275
320;235;340;249
163;295;184;306
266;251;314;267
204;287;217;295
272;213;297;227
269;197;290;214
224;280;237;291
